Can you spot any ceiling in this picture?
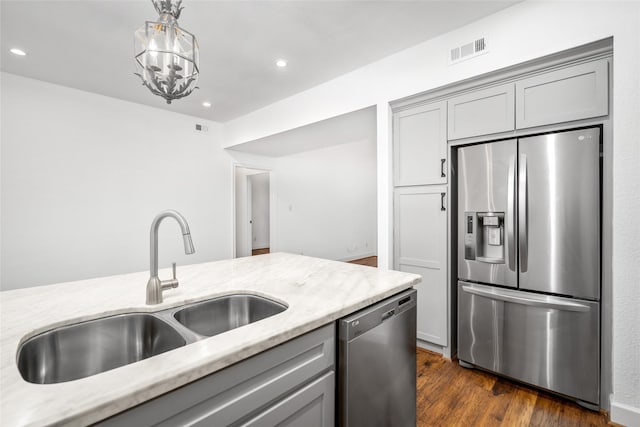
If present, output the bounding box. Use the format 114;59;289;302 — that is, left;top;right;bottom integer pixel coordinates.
228;106;376;157
1;1;517;122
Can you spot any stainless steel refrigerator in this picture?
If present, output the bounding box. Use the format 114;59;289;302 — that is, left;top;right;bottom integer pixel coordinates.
457;127;601;407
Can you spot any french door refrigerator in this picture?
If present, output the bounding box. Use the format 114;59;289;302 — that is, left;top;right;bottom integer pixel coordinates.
457;127;601;407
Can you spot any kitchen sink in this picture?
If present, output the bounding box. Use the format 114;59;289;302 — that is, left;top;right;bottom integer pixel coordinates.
17;294;287;384
17;313;186;384
174;294;287;337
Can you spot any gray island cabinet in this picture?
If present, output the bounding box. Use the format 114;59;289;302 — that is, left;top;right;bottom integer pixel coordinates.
98;324;335;427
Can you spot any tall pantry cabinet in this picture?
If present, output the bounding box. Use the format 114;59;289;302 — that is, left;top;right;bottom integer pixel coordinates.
392;101;448;349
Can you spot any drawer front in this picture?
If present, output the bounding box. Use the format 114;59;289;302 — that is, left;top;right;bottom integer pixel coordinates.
516;59;608;129
98;324;335;426
241;371;335;427
458;282;599;404
447;83;515;140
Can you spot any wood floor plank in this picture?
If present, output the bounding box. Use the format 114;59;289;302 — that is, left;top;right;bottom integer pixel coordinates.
347;256;378;267
416;350;612;427
529;392;564;427
472;378;519;427
251;248;270;256
500;386;538;427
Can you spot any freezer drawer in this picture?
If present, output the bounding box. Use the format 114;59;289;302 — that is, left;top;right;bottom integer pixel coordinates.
457;282;599;404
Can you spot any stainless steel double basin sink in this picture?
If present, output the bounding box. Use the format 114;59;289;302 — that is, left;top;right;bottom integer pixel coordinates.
17;294;287;384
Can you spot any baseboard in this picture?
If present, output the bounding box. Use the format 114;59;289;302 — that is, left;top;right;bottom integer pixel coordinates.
610;397;640;426
339;252;377;262
417;339;443;354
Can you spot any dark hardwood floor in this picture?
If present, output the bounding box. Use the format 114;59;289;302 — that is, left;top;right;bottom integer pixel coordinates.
251;248;270;256
347;256;378;267
417;349;613;427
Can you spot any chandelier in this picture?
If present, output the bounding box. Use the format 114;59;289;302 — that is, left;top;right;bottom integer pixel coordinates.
134;0;199;104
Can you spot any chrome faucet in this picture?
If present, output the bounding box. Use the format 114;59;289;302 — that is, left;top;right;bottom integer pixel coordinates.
146;210;195;305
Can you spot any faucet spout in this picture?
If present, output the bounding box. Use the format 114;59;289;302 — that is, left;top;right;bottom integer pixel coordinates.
183;233;195;255
147;210;195;305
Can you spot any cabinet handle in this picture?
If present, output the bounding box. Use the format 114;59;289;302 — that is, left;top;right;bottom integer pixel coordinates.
441;158;446;178
441;193;446;211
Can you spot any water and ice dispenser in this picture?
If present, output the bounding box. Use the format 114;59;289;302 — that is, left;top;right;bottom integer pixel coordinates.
463;212;505;264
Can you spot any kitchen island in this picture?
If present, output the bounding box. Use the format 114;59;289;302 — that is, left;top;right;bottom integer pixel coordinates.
0;253;420;426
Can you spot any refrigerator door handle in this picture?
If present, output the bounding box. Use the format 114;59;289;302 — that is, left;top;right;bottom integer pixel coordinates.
519;154;528;272
507;156;516;272
461;284;591;312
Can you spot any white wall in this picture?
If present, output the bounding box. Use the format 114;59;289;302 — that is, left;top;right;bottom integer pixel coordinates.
275;138;376;261
234;167;251;258
249;173;270;249
0;73;234;290
222;2;640;421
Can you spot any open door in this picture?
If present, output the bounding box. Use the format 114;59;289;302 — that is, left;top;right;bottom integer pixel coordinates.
234;166;271;258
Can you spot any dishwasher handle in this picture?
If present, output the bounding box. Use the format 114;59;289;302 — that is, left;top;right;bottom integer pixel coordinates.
381;308;395;322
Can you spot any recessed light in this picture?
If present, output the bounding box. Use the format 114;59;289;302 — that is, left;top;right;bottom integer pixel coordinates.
202;101;211;108
10;48;26;56
275;59;287;68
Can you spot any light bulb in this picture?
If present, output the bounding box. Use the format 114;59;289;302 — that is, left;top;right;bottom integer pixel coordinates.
148;39;158;58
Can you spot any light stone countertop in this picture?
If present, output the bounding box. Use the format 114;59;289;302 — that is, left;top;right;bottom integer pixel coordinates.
0;253;421;427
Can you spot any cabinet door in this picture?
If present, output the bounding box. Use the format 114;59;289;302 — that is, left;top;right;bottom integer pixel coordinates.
393;101;447;186
516;59;608;129
448;83;515;140
394;186;447;346
242;371;335;427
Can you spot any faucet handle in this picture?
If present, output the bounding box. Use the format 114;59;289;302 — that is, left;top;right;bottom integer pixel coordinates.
160;263;179;291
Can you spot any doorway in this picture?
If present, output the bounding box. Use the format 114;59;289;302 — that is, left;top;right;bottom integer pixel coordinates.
234;166;271;258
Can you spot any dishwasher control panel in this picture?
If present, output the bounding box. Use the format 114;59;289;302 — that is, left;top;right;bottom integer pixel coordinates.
338;289;416;341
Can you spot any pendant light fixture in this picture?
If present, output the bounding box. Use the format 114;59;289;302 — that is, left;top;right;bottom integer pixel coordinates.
134;0;199;104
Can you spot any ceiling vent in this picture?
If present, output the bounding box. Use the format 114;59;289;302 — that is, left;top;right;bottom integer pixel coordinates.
449;37;487;65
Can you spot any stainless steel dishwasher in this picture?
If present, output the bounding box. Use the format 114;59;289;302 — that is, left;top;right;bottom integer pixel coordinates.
338;288;417;427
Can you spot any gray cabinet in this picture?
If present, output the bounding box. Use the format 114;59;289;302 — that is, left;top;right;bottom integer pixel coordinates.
393;101;447;186
516;59;609;129
394;186;448;346
447;83;515;140
97;324;335;427
242;371;334;427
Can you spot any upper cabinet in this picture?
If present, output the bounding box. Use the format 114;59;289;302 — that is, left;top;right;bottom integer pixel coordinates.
393;101;447;186
516;59;609;129
447;83;515;140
